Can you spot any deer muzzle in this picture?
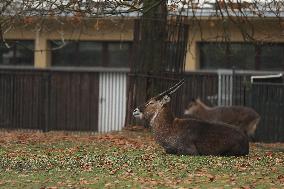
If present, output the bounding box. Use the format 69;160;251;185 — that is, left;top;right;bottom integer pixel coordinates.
133;108;143;119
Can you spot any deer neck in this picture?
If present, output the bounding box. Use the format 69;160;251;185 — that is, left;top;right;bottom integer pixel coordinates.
150;105;175;136
197;100;211;110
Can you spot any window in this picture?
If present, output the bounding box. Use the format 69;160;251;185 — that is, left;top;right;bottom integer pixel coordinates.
257;44;284;71
199;42;284;71
0;40;34;66
108;43;131;67
50;41;132;68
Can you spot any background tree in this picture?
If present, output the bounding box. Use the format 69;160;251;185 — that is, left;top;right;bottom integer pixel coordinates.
1;0;283;50
140;0;167;74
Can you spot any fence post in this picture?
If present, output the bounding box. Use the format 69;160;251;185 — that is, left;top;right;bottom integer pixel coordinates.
43;72;51;132
232;67;235;105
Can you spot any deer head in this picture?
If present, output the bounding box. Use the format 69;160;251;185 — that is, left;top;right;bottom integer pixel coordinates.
184;98;204;115
133;79;184;120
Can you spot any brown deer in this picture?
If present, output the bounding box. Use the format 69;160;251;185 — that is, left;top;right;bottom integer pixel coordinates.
133;80;249;156
184;98;260;138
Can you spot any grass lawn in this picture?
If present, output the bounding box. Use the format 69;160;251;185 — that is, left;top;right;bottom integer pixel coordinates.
0;128;283;188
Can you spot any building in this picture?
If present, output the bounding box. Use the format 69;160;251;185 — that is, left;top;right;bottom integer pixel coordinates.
1;2;284;72
1;17;133;69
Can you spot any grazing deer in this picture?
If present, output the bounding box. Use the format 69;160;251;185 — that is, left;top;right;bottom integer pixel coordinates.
133;80;249;156
184;98;260;138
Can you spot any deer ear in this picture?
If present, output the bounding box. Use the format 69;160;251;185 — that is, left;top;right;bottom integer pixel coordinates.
160;95;171;105
196;98;202;103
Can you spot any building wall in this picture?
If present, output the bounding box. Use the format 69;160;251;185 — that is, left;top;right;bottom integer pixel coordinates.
3;17;284;71
185;18;284;70
3;18;134;68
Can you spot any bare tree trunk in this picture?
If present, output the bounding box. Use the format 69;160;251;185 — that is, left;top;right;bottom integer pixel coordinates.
141;0;167;74
140;0;167;98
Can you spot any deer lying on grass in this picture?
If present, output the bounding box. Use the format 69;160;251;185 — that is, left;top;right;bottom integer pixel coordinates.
133;80;249;156
184;98;260;138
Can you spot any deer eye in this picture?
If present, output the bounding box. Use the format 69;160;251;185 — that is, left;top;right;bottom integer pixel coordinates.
149;101;154;105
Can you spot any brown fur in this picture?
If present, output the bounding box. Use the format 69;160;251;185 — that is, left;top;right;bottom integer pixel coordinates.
133;96;249;156
184;99;260;137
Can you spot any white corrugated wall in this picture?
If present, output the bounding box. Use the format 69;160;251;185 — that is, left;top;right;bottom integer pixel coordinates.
98;72;127;132
218;69;233;106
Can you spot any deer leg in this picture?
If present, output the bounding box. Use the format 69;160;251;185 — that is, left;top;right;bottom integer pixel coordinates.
247;118;259;137
177;144;199;156
246;118;260;142
222;142;249;156
164;146;177;154
250;135;256;142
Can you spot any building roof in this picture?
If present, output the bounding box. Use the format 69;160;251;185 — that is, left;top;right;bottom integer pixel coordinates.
1;0;284;18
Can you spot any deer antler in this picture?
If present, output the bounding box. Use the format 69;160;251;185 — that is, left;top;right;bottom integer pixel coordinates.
155;79;185;99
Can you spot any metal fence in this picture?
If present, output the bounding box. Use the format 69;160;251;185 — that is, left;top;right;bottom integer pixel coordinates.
0;70;47;130
0;67;128;132
179;70;252;107
250;83;284;142
0;67;283;142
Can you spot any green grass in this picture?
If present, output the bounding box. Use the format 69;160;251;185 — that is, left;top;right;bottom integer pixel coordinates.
0;130;283;188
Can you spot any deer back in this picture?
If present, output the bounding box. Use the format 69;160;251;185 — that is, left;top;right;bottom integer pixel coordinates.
185;99;260;137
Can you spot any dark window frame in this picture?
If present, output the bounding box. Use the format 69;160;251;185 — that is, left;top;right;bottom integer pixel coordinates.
50;40;132;68
0;40;34;66
199;42;284;71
